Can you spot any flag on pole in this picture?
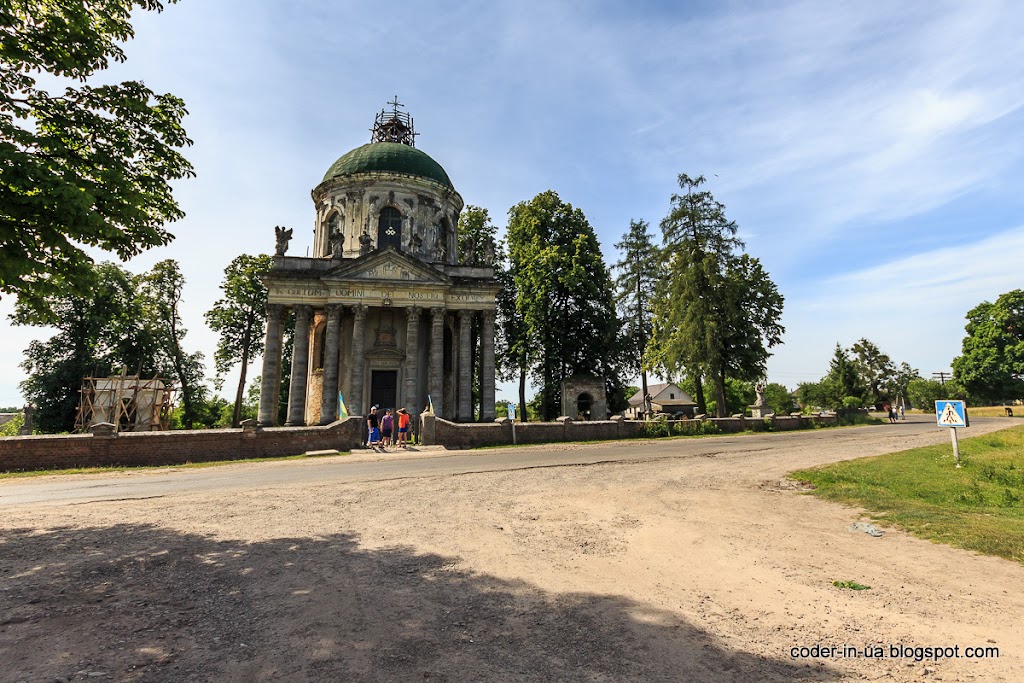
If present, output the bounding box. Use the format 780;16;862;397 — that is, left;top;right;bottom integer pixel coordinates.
427;394;435;414
338;391;349;420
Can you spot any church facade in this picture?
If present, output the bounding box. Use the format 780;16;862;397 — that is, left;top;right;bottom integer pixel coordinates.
256;105;499;427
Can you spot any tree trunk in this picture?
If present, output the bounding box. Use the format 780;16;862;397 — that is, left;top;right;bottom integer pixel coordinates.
693;372;707;416
232;342;250;428
714;366;728;417
518;367;527;423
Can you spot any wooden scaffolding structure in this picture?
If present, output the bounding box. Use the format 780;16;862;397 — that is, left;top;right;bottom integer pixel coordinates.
74;372;177;433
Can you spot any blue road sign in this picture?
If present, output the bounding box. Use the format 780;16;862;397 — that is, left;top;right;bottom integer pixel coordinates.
935;400;968;428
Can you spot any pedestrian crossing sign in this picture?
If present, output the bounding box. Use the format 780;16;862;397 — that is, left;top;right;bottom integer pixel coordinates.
935;400;968;428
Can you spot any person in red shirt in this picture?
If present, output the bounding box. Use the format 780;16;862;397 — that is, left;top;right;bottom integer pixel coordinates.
397;408;411;448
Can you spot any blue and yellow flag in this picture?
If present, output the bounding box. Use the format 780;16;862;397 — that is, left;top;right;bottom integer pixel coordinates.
427;394;435;414
338;391;349;420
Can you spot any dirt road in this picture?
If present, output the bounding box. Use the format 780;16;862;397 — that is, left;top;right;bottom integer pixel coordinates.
1;417;1021;682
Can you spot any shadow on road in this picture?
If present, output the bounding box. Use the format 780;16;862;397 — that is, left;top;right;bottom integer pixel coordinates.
1;524;839;682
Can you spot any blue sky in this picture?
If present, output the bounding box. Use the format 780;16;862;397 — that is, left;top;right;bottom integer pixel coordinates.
2;0;1023;406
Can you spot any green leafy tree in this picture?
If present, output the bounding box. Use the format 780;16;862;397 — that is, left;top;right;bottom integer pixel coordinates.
204;254;272;427
719;254;785;385
887;361;920;407
764;382;795;415
12;262;161;432
457;207;500;417
505;191;622;420
612;219;659;409
849;338;896;406
906;378;945;411
952;289;1024;403
1;0;194;313
649;174;783;417
139;260;205;429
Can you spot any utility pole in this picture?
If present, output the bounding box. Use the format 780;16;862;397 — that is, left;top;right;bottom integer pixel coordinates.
932;371;951;385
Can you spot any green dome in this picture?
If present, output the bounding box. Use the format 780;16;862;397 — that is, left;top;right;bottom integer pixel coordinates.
322;142;453;189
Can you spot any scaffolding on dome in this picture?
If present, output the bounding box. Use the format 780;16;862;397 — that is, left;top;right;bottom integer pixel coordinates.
370;96;418;147
74;371;177;433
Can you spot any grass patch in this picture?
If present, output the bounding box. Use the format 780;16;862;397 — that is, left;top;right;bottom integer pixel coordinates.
966;406;1021;418
0;452;347;480
832;580;871;590
791;425;1024;563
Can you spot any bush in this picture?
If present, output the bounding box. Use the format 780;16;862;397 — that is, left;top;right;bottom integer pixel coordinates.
638;417;719;438
0;413;25;437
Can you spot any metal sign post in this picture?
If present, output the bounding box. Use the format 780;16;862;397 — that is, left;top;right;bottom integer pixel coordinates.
508;402;517;445
935;400;968;468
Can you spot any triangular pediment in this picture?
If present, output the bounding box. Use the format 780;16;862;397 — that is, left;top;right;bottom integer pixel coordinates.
323;247;450;285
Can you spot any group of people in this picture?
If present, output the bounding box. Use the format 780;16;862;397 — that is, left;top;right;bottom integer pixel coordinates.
885;403;905;423
365;405;412;451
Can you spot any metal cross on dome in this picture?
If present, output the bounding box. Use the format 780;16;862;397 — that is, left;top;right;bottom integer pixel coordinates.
371;97;418;146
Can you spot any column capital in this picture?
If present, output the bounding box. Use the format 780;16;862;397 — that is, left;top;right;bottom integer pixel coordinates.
457;309;474;323
293;303;313;316
481;310;495;325
325;303;343;317
266;303;286;317
351;303;367;321
430;306;446;318
406;305;422;320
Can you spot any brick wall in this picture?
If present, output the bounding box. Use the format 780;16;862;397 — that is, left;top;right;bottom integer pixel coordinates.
421;413;837;448
0;418;364;473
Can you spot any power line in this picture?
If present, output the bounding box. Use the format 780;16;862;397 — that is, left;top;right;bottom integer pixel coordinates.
932;371;951;385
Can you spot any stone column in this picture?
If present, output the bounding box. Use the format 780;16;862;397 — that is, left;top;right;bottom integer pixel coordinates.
404;306;421;413
429;307;445;416
319;304;343;424
257;304;286;426
285;304;313;426
481;310;496;421
457;310;473;421
349;304;367;416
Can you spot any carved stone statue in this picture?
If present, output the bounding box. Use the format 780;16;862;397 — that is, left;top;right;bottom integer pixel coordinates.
329;230;345;259
433;240;446;263
19;404;35;436
409;231;423;255
461;234;476;265
274;225;293;256
358;230;374;256
482;237;495;266
753;381;767;407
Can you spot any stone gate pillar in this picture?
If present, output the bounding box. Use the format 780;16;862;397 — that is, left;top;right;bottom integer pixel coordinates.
286;304;313;426
257;304;286;426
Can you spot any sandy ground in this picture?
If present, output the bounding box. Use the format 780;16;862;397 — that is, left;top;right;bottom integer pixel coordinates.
1;418;1021;682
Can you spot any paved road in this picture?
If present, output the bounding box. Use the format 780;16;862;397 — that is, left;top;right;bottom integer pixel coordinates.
0;415;961;507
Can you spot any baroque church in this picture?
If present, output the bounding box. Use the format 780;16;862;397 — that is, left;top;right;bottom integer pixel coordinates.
256;102;499;427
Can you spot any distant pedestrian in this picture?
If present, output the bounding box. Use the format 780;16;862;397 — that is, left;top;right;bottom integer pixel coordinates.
899;405;905;420
367;405;382;449
397;408;411;448
381;408;394;448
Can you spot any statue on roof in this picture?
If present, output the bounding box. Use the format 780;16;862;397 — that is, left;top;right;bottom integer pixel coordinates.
274;226;293;256
359;230;374;256
329;229;345;259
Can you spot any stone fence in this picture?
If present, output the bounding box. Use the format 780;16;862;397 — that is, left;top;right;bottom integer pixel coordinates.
0;412;839;473
421;412;838;449
0;418;364;473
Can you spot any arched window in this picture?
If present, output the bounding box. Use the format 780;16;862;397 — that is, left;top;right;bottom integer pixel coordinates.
327;211;341;234
377;207;402;250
